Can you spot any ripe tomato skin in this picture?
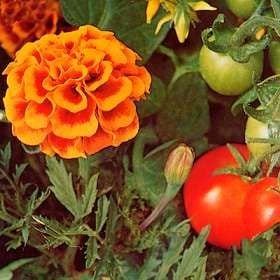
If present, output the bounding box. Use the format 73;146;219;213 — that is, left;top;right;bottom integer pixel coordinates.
199;45;264;96
245;114;271;159
269;41;280;74
225;0;260;19
188;174;251;249
183;144;250;249
244;177;280;238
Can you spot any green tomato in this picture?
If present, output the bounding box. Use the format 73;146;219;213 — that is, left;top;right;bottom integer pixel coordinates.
245;115;271;159
225;0;260;19
269;41;280;74
199;45;264;96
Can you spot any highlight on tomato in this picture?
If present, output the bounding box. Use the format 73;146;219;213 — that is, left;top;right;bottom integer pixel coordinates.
183;144;280;249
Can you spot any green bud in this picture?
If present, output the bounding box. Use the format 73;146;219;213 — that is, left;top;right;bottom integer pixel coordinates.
164;144;195;186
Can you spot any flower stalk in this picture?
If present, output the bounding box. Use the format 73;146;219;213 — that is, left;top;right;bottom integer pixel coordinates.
140;144;194;231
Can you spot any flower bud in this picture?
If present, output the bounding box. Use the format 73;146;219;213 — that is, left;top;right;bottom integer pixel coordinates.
146;0;161;24
164;144;195;186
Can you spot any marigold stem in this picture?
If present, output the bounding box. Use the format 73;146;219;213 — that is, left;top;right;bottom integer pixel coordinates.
139;195;170;231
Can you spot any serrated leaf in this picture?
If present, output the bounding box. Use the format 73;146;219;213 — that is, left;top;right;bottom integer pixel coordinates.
85;237;100;268
78;156;100;184
46;157;78;218
192;256;207;280
95;195;110;233
60;0;170;62
79;174;98;219
138;247;161;280
155;225;190;280
173;226;209;280
0;258;34;280
12;163;28;185
21;225;29;246
233;235;273;280
0;143;11;171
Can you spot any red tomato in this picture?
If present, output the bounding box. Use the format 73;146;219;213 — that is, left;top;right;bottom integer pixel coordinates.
244;177;280;238
183;145;280;249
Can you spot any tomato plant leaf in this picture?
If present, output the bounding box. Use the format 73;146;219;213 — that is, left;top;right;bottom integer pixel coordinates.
156;73;210;142
46;157;78;218
137;76;167;118
60;0;170;62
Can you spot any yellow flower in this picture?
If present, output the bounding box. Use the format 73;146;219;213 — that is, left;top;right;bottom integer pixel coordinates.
147;0;216;43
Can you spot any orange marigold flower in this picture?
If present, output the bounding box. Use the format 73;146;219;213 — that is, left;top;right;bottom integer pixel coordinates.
0;0;59;57
3;25;151;159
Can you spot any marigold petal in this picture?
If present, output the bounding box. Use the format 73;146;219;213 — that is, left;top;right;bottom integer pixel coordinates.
52;84;88;113
99;99;136;131
47;133;85;159
119;65;151;92
89;38;127;65
24;66;48;103
3;95;27;125
12;122;50;145
25;99;53;129
128;76;146;100
5;61;29;93
85;61;113;92
51;97;98;139
80;25;114;40
83;127;113;155
40;139;55;156
112;116;139;146
80;48;105;70
92;77;132;111
123;47;141;64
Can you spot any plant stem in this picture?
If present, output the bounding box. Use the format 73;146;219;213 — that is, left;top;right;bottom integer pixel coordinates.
140;195;170;231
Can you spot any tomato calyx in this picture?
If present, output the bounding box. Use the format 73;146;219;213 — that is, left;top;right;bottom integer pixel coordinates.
214;144;263;181
201;13;271;64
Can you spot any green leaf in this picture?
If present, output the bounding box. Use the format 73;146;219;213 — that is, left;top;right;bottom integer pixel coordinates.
233;234;273;280
192;256;207;280
138;247;161;280
155;222;191;280
0;258;34;280
46;157;78;218
0;143;11;171
272;0;280;18
12;163;28;185
79;174;98;219
124;128;177;206
78;156;100;184
85;237;100;268
156;73;209;142
173;226;209;280
137;76;167;118
95;195;110;233
60;0;170;62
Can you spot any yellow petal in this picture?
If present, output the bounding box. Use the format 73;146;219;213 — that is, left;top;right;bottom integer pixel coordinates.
189;1;216;11
155;14;173;34
174;9;190;43
146;0;161;24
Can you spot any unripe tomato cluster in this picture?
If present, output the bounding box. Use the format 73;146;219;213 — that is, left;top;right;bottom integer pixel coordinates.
184;2;280;249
